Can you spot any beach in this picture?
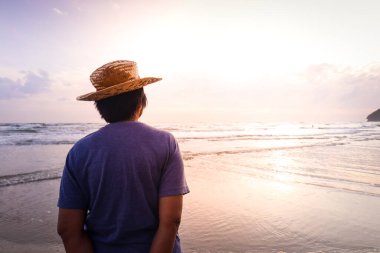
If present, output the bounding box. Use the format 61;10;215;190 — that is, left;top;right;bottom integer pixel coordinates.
0;122;379;252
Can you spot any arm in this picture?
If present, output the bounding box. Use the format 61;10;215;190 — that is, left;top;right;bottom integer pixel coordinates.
57;208;94;253
150;195;183;253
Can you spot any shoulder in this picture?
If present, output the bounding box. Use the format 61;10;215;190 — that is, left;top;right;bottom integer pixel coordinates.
68;128;102;157
72;130;98;149
69;122;178;155
132;122;179;153
132;122;176;140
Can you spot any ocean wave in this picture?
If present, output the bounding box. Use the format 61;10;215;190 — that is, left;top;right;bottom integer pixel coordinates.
191;157;380;198
0;123;48;134
0;123;103;146
0;139;76;146
0;122;379;147
0;170;62;187
299;181;380;198
182;144;322;160
13;140;75;146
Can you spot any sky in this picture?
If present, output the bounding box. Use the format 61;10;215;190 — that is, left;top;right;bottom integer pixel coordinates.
0;0;379;123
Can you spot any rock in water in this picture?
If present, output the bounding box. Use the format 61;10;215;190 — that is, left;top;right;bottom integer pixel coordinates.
367;109;380;121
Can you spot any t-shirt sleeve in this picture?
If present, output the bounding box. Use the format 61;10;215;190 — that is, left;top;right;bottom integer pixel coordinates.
57;151;88;209
159;135;190;197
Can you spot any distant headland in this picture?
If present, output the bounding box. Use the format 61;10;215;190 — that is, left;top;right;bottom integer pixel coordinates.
367;109;380;122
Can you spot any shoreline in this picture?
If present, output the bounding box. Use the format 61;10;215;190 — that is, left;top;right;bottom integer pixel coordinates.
1;164;380;252
0;240;64;253
0;122;379;252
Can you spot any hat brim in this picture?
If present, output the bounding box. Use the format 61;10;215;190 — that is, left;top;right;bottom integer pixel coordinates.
76;77;162;101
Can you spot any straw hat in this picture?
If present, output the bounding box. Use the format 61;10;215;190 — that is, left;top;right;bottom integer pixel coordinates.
77;60;161;101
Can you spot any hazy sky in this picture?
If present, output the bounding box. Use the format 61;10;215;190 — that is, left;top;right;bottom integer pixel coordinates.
1;0;379;123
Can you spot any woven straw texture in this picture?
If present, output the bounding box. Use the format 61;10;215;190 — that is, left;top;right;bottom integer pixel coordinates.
77;60;161;101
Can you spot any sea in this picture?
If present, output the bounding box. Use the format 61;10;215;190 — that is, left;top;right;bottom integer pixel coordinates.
0;122;379;253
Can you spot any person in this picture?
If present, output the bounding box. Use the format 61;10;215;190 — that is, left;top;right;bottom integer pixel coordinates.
57;60;189;253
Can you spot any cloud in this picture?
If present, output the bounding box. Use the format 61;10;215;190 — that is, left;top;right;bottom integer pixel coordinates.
0;70;52;99
53;7;65;16
300;63;380;109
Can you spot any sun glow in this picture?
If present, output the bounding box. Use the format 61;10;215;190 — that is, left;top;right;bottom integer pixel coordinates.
268;152;296;192
102;3;322;82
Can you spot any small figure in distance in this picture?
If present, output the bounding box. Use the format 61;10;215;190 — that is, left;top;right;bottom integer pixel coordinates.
57;60;190;253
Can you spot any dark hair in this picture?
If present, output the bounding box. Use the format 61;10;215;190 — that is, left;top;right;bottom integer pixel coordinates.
94;88;147;123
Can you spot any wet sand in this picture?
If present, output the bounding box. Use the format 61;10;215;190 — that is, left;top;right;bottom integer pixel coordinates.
0;180;64;252
1;155;380;253
181;155;380;252
1;135;380;253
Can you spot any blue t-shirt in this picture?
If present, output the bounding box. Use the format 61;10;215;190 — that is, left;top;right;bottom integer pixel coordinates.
58;121;189;253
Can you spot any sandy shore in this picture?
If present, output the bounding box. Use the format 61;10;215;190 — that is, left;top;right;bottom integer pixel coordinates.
0;240;64;253
0;179;64;253
1;148;380;252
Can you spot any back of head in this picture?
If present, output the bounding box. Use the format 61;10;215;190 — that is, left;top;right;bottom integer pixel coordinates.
94;88;147;123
